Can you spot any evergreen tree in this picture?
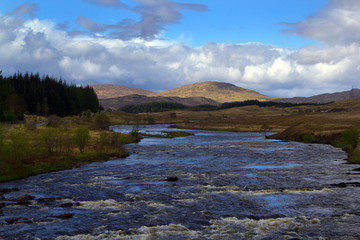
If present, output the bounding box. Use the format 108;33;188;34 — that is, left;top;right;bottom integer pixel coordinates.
0;71;101;120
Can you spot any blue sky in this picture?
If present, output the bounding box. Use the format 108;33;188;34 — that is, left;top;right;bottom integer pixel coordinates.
165;0;327;47
0;0;326;47
0;0;359;97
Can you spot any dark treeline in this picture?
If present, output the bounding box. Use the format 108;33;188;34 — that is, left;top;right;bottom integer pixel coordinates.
0;71;101;121
219;100;315;109
120;100;318;113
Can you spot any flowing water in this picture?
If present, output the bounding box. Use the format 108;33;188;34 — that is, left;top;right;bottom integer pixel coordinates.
1;125;360;239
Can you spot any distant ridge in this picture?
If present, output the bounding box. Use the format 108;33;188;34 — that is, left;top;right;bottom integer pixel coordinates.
276;88;360;104
99;94;220;110
91;84;154;99
154;81;276;103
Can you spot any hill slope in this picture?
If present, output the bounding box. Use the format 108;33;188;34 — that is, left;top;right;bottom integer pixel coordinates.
154;81;276;103
91;84;154;99
99;95;220;110
276;88;360;104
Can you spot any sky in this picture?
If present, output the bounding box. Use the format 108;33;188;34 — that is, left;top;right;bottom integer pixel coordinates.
0;0;359;97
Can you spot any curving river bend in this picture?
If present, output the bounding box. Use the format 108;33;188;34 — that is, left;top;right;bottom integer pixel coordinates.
1;125;360;239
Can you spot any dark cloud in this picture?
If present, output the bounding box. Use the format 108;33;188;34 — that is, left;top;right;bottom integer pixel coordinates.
132;0;207;38
82;0;128;9
77;16;106;32
11;3;38;17
76;0;207;39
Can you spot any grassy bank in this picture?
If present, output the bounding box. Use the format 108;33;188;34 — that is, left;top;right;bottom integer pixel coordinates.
0;114;141;182
3;97;359;182
154;99;360;164
268;124;360;163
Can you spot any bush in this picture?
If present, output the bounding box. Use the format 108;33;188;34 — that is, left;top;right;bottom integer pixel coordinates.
302;133;315;143
260;124;272;136
24;119;37;130
337;127;360;151
130;125;140;138
94;113;111;129
143;116;156;124
47;114;61;127
95;131;109;153
73;128;90;153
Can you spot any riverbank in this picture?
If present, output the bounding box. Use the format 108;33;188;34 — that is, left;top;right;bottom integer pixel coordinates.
2;97;360;182
165;99;360;164
268;123;360;163
2;124;359;239
0;115;142;182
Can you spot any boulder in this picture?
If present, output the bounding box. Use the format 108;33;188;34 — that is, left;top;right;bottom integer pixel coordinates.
54;213;74;219
14;195;35;204
163;176;179;182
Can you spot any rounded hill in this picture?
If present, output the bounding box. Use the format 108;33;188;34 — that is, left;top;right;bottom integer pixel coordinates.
155;81;276;103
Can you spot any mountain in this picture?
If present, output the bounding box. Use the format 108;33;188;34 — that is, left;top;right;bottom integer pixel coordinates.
276;88;360;104
154;81;276;103
99;94;220;110
91;84;154;99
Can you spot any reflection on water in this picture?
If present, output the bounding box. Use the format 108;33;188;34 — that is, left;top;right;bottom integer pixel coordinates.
1;124;360;239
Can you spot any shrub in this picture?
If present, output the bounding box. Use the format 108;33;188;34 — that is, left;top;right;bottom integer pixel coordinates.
94;113;111;129
24;119;37;130
40;128;58;153
337;127;360;151
260;124;272;136
47;114;61;127
95;131;109;153
73;128;90;153
302;132;315;143
130;125;140;138
143;116;156;124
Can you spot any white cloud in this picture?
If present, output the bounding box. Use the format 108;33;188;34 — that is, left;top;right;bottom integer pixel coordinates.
282;0;360;45
1;4;360;98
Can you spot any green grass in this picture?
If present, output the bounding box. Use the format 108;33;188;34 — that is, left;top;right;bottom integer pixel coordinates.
0;150;129;182
0;117;141;182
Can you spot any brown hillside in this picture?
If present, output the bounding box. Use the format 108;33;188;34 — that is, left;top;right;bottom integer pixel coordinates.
99;94;220;110
91;84;154;99
154;81;276;103
275;88;360;104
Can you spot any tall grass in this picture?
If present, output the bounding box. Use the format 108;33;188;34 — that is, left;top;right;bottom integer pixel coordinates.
0;124;140;182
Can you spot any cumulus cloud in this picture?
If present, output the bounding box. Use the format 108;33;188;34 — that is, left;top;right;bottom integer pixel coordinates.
281;0;360;45
1;0;360;98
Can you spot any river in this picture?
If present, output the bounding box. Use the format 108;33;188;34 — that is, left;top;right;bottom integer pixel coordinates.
1;124;360;239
